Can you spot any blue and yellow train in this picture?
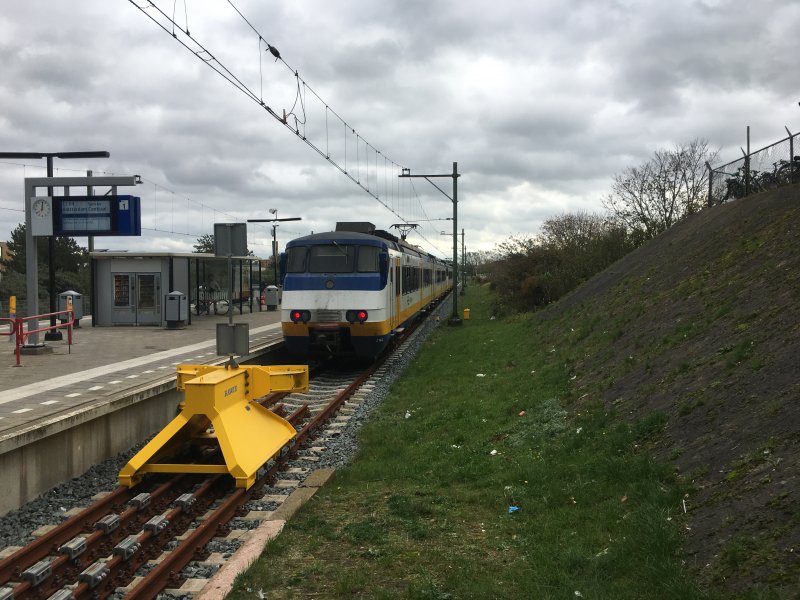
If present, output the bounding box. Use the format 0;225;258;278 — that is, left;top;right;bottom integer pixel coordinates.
280;222;452;358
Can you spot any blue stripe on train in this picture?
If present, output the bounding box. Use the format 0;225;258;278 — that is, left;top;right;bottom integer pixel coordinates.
283;273;384;291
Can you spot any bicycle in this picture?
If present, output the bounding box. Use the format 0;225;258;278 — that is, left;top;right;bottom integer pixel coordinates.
774;155;800;186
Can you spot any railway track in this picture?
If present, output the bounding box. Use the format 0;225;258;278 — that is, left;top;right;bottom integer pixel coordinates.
0;293;452;599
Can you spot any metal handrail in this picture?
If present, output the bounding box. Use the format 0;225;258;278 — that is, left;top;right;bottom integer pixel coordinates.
12;309;75;366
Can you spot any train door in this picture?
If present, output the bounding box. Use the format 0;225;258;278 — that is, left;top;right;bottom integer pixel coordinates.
387;261;395;329
394;259;401;327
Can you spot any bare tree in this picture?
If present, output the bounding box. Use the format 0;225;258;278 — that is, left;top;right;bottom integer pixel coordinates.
603;139;718;239
464;249;499;278
680;139;718;215
541;211;608;250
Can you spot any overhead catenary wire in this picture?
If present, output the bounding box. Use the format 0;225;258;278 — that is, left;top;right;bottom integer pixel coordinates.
127;0;445;258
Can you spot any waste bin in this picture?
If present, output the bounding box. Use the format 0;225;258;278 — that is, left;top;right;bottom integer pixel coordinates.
265;285;280;311
463;308;470;320
58;290;83;327
164;291;188;329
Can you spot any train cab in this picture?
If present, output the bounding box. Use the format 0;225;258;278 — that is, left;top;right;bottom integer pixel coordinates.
281;229;395;358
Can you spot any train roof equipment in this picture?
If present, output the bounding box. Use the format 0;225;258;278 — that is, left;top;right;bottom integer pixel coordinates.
290;223;433;259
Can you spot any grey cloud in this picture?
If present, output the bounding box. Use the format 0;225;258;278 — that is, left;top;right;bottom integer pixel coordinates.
0;0;797;256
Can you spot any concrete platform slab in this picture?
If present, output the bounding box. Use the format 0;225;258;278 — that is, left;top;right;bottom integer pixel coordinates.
0;309;286;516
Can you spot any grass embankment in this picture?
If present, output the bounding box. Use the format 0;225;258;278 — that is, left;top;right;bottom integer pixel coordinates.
229;286;712;599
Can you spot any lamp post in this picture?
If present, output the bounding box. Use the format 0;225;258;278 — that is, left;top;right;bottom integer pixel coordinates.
246;214;302;286
400;162;461;325
0;151;110;340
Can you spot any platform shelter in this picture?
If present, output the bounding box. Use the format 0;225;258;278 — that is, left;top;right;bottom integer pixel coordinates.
90;251;265;327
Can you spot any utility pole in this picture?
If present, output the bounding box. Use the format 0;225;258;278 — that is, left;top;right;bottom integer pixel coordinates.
400;162;462;325
0;151;109;340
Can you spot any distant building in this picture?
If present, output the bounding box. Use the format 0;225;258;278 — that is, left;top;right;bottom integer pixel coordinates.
0;242;9;282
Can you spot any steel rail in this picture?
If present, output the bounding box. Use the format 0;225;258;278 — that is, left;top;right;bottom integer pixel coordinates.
0;486;135;586
122;403;312;599
3;480;185;599
6;297;450;598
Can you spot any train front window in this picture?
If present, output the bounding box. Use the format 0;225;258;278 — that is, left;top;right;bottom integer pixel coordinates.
308;244;355;273
286;246;308;273
357;246;380;272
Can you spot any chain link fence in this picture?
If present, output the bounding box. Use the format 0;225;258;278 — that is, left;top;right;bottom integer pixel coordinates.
708;130;800;206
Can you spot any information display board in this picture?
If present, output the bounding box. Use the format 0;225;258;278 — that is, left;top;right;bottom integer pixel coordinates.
52;195;141;236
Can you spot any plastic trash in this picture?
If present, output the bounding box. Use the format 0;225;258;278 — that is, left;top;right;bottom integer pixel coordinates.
508;506;519;514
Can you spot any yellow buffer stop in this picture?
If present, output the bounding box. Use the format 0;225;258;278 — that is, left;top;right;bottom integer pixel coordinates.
119;364;308;489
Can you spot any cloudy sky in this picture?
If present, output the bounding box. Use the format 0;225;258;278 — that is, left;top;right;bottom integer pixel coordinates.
0;0;798;260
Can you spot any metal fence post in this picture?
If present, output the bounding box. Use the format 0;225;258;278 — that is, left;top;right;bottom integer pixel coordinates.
705;162;713;207
14;318;22;367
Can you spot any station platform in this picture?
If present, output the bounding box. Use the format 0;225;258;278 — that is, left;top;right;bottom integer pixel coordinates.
0;308;286;515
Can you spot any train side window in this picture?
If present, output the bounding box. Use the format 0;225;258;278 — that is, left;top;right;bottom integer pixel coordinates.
286;247;308;273
395;265;401;295
357;246;380;272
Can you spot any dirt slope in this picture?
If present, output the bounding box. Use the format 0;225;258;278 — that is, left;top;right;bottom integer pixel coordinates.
550;185;800;593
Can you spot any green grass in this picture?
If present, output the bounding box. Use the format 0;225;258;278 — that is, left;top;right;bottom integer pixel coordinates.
228;286;719;599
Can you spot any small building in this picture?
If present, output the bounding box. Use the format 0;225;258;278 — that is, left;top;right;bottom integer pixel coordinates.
90;251;265;326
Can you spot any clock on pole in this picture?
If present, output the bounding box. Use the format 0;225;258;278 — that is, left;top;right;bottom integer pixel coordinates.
30;196;53;236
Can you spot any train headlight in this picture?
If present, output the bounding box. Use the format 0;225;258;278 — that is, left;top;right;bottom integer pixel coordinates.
346;310;368;324
290;310;311;323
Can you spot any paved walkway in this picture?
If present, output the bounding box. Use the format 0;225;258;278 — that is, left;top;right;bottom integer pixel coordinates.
0;308;285;436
